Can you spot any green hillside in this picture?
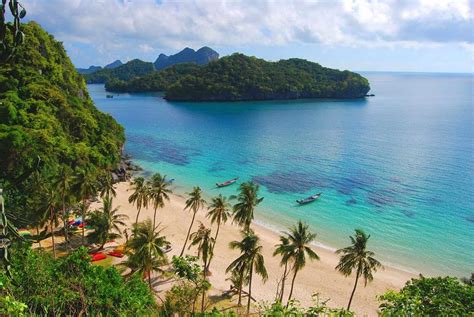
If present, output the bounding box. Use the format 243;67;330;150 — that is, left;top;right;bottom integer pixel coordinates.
0;22;124;223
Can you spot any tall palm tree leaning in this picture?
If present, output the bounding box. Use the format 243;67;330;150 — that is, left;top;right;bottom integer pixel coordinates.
74;166;98;245
231;182;264;231
53;166;75;248
86;196;128;249
147;173;171;228
273;235;291;302
44;188;59;259
335;229;382;311
180;186;206;257
189;223;215;313
227;229;268;314
206;194;231;271
125;219;169;289
128;177;149;226
286;221;319;304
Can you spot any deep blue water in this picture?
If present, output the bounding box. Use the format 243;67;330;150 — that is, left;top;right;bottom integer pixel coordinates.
89;72;474;276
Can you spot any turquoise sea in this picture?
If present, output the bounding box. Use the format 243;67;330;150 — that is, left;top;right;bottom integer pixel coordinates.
88;72;473;277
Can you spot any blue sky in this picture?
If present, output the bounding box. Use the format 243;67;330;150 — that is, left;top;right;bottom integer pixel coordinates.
23;0;473;73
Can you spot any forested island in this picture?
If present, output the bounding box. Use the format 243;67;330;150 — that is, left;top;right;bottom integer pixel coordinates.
105;54;370;100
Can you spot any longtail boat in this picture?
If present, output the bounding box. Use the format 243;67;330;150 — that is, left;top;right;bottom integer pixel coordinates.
216;177;239;188
296;193;322;205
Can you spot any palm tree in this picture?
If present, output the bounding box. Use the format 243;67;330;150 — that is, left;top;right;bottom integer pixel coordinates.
206;194;231;270
189;223;215;313
53;166;75;247
286;221;319;303
336;229;382;311
125;219;169;289
44;188;59;259
86;196;128;249
227;229;267;314
231;182;263;230
74;166;98;245
128;177;149;226
273;235;291;302
147;173;171;228
99;172;116;198
180;186;206;257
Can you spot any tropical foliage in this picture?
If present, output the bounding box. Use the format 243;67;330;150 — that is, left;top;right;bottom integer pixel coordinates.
259;293;354;316
164;255;211;315
0;22;124;231
231;182;263;230
181;186;206;256
283;221;319;303
105;62;200;92
128;176;149;225
227;229;268;313
124;219;169;288
104;54;371;101
86;195;127;249
165;54;370;100
2;245;156;316
378;275;474;316
336;229;382;310
147;173;171;228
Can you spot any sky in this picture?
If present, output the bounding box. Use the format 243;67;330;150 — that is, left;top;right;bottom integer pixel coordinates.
22;0;473;73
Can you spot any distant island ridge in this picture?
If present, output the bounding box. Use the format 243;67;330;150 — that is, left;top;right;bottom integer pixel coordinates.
79;46;218;77
82;46;370;100
77;59;124;74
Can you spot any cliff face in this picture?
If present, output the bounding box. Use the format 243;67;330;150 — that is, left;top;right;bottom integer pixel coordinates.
154;46;219;70
104;59;123;69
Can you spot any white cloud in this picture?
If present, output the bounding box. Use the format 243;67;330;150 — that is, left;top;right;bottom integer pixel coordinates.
22;0;473;66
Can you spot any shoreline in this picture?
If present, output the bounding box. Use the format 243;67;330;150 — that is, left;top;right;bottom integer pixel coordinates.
103;181;415;316
136;168;422;277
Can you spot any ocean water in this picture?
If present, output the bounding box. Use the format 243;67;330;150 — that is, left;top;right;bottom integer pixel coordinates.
88;72;473;277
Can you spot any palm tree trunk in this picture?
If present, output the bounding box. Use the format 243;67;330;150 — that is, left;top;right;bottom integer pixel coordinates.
134;207;141;227
237;267;244;306
347;271;360;311
201;261;207;313
207;222;221;273
287;268;298;305
62;192;69;248
246;264;254;315
50;209;56;259
36;226;42;248
279;262;288;302
153;207;157;229
180;210;196;256
81;199;86;245
148;271;152;290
